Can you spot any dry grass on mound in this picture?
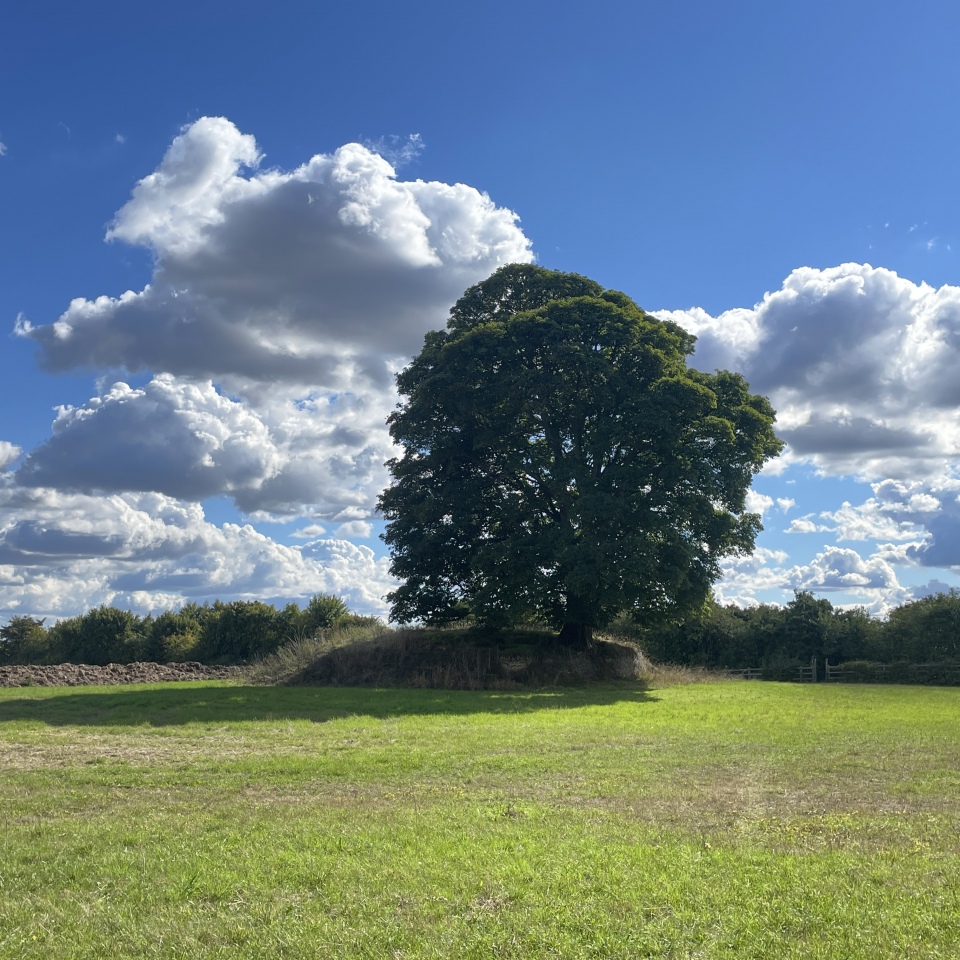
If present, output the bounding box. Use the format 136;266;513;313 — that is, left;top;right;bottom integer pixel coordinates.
244;625;725;690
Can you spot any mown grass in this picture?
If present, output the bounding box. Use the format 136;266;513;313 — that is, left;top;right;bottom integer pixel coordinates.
0;681;957;958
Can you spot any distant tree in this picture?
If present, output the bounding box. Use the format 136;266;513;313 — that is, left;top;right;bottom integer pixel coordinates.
0;616;49;665
782;590;833;663
194;600;286;663
144;610;203;662
46;606;147;664
303;593;351;634
380;264;783;647
824;605;879;663
884;591;960;662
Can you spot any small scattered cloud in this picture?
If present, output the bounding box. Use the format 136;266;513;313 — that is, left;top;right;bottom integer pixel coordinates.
785;515;833;534
776;497;795;512
291;523;327;539
790;545;901;593
714;547;791;606
0;442;22;471
336;520;373;539
0;479;396;620
0;140;7;157
115;133;126;144
745;489;773;516
660;263;960;482
361;133;424;169
909;578;958;600
20;117;532;386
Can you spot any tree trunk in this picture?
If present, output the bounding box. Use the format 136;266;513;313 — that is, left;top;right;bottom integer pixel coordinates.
557;621;594;650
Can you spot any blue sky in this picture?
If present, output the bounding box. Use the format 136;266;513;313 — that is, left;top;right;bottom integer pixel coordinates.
2;0;959;620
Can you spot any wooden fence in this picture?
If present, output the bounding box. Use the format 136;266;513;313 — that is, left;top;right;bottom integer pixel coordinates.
718;658;960;684
796;657;817;682
718;667;764;680
824;659;844;682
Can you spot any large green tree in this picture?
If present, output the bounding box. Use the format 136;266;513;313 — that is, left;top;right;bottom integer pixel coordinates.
379;265;783;647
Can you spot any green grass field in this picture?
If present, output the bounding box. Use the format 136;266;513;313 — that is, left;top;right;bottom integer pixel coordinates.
1;680;957;958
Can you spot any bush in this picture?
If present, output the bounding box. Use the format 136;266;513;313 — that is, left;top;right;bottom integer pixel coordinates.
0;616;51;665
0;593;367;666
46;607;147;665
144;611;203;662
838;660;960;685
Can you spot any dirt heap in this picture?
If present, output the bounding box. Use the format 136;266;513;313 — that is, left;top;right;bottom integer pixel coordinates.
0;661;244;687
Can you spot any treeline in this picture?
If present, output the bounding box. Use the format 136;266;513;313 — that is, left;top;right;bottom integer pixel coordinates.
5;588;959;675
617;589;960;676
0;594;377;666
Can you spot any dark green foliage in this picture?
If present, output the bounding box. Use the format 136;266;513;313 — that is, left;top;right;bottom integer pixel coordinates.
824;605;879;663
781;590;833;661
143;609;203;662
380;265;783;645
0;593;366;666
620;589;953;681
303;593;351;633
0;616;49;665
883;589;960;661
46;606;147;665
191;601;295;663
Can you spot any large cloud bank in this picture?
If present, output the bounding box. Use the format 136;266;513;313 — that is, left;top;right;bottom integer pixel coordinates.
8;121;960;620
660;264;960;480
0;477;394;619
19;116;532;385
4;118;533;619
661;264;960;609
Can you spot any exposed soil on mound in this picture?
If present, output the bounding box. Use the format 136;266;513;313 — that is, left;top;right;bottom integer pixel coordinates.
0;662;244;687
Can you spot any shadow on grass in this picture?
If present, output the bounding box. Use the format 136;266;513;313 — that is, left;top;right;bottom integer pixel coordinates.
0;682;657;728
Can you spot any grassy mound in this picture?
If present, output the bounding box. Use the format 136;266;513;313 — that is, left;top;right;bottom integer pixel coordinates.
244;624;651;689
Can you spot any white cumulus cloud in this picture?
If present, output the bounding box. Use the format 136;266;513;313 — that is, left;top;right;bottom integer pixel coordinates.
825;477;960;570
18;377;282;501
0;479;396;621
785;515;834;535
790;546;903;593
0;443;21;471
18;117;533;387
660;263;960;481
15;375;392;519
1;118;536;617
744;489;774;516
9;118;535;527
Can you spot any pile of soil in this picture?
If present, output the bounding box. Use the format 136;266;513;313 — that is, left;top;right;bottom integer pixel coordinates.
0;661;244;687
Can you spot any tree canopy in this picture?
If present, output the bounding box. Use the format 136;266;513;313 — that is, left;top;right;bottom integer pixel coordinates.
379;264;783;646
